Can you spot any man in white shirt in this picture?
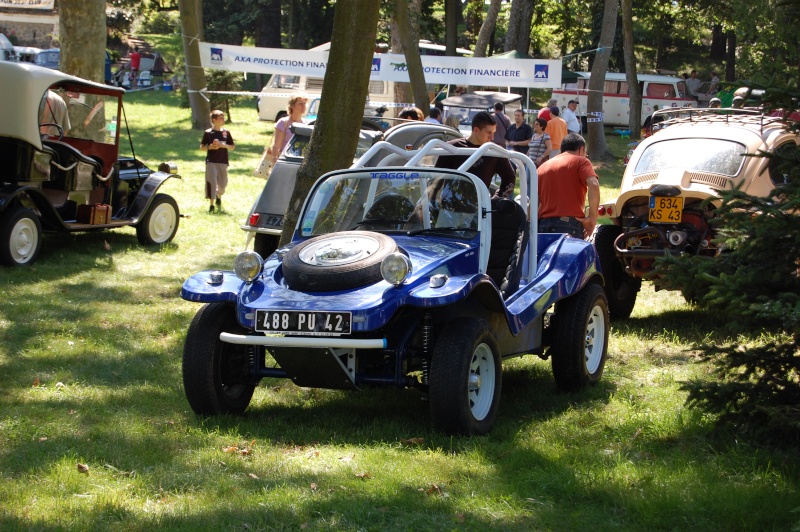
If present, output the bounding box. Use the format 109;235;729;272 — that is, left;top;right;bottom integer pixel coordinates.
562;99;581;134
685;69;702;99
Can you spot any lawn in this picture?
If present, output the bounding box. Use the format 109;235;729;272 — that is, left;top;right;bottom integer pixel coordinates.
0;89;797;531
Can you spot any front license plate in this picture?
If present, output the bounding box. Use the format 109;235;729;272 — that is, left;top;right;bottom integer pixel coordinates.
648;196;683;223
255;310;352;336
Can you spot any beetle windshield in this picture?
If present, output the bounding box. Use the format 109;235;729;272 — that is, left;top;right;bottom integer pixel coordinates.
299;170;480;238
634;138;747;177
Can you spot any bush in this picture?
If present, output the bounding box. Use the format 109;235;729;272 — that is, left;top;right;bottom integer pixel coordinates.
656;86;800;441
137;10;180;35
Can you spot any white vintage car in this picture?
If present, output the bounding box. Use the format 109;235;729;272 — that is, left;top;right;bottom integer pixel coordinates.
593;107;799;319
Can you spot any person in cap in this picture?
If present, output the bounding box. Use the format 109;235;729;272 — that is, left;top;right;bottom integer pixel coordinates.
709;98;722;109
562;99;581;134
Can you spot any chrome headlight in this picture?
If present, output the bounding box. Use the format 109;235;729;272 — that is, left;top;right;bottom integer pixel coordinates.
380;252;412;286
234;251;264;282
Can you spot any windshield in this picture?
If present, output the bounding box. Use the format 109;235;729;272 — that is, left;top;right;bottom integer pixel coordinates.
634;138;747;177
40;90;119;145
287;131;376;161
299;170;480;238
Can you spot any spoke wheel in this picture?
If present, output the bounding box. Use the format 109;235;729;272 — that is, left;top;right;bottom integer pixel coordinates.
0;208;42;267
429;318;502;435
182;302;257;415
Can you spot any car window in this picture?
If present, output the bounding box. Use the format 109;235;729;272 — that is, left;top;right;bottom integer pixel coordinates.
268;75;300;89
300;170;479;237
634;138;747;177
51;91;118;145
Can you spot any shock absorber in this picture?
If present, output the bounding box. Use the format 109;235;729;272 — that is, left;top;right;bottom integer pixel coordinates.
421;312;432;385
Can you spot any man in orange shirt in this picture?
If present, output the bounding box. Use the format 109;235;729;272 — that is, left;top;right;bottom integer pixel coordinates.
545;106;567;159
537;133;599;239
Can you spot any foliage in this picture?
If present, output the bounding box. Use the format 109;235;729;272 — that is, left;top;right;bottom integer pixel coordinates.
656;84;800;441
206;69;250;121
137;9;181;35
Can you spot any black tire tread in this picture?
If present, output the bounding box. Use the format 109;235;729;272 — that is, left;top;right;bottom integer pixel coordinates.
591;224;641;320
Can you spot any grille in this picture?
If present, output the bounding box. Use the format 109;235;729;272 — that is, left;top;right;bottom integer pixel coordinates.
632;172;658;186
688;172;731;189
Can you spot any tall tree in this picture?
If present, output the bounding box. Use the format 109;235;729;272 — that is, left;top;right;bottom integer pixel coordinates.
59;0;106;82
586;0;618;161
178;0;211;129
395;0;429;115
620;0;641;139
474;0;503;58
504;0;523;52
445;0;459;55
279;0;381;245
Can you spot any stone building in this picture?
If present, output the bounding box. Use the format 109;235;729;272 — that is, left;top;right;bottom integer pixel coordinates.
0;0;59;49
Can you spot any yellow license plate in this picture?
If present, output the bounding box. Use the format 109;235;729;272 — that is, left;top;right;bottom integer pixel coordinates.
648;196;683;223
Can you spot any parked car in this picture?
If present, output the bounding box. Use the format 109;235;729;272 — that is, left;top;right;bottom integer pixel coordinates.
242;120;463;258
14;46;41;63
592;107;799;319
34;48;113;84
181;139;609;435
0;61;181;266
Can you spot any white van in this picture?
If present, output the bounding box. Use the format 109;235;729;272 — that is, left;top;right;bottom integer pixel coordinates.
551;72;696;127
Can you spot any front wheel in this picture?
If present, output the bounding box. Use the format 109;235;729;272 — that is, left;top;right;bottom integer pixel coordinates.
591;224;641;320
0;208;43;267
550;283;609;392
137;193;179;245
182;302;257;415
429;318;502;435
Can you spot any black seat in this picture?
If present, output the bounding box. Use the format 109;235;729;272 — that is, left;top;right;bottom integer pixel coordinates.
487;197;529;299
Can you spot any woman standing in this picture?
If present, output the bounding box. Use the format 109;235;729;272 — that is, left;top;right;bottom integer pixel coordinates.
527;118;552;167
269;96;307;164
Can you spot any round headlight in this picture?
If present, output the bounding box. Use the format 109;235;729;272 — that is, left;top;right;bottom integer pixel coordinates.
234;251;264;282
381;252;412;286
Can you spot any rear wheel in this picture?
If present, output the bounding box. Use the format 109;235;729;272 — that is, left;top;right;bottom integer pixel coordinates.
550;284;609;391
429;318;502;435
0;208;42;267
137;193;179;245
183;302;256;415
591;224;641;320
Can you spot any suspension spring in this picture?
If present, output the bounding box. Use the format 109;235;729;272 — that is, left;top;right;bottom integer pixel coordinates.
421;312;432;385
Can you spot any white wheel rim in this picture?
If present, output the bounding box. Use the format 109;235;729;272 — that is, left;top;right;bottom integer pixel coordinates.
10;217;38;263
298;234;381;266
468;342;495;421
148;203;177;243
584;303;606;373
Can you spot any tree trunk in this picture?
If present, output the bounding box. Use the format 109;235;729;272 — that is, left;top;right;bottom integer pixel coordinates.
178;0;211;130
620;0;641;139
519;0;535;55
59;0;105;82
725;30;736;82
395;0;429;115
710;24;725;61
587;0;619;161
505;0;523;53
474;0;502;58
279;0;381;245
445;0;459;55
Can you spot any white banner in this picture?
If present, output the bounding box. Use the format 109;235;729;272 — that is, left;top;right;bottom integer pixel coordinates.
0;0;54;8
199;42;562;88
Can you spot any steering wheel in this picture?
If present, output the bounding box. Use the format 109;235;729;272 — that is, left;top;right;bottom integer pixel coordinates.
40;123;64;141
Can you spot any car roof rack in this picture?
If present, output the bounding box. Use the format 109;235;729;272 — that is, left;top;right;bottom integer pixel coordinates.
651;107;786;135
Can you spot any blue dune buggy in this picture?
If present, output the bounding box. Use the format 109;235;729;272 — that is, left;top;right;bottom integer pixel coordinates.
181;140;608;435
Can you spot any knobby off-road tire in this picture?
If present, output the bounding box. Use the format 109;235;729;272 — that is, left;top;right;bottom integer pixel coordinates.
0;208;42;267
282;231;397;292
136;193;179;245
550;283;609;392
183;302;256;415
254;233;280;259
591;224;641;320
429;318;502;435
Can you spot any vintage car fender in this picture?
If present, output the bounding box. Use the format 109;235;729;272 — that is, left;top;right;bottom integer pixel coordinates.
0;183;64;230
122;170;181;221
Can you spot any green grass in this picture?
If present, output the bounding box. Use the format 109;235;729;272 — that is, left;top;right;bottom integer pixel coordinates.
1;90;798;531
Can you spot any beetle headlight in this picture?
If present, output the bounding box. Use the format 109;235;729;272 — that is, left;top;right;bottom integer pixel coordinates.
234;251;264;282
381;252;412;286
